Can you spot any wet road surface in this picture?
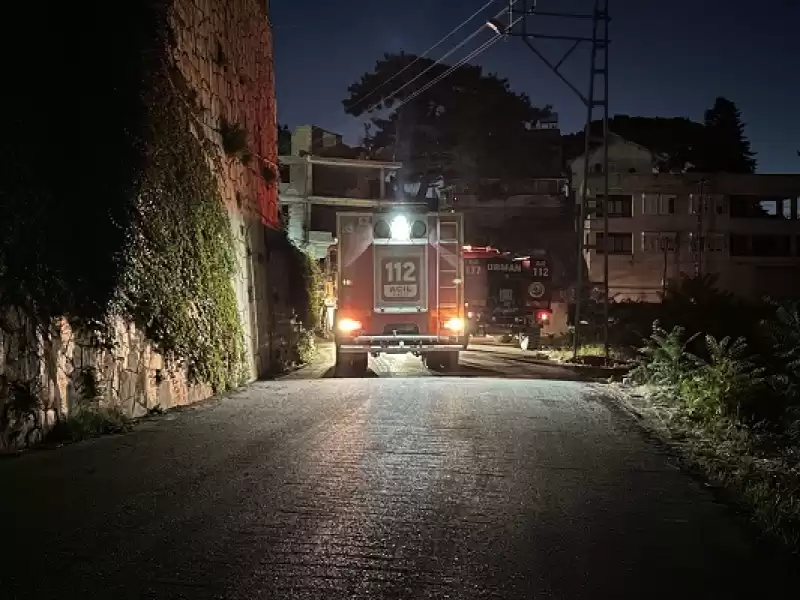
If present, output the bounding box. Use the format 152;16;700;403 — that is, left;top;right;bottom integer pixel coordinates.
284;342;585;381
2;363;797;598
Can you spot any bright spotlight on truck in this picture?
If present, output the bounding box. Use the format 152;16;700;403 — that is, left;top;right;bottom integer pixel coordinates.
390;215;411;240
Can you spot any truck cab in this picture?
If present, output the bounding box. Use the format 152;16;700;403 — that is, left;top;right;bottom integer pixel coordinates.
334;210;465;375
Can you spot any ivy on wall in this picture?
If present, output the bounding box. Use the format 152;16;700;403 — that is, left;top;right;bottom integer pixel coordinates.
1;0;245;392
114;64;245;391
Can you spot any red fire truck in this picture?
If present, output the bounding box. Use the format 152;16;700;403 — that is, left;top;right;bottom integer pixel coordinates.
463;246;552;350
334;210;466;375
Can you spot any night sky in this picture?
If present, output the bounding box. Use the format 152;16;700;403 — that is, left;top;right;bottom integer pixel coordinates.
272;0;799;173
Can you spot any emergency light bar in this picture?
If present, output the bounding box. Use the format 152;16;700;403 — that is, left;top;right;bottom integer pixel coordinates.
373;215;428;240
390;215;410;240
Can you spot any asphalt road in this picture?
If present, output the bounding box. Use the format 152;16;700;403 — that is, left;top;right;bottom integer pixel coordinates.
2;356;797;598
284;342;586;381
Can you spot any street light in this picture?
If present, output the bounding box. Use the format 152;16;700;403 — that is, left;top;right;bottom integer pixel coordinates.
486;19;504;35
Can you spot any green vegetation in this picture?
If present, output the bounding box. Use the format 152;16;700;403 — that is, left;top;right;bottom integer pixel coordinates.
627;298;800;549
285;241;324;365
220;116;252;164
115;60;246;391
1;0;247;440
46;407;131;444
544;343;630;364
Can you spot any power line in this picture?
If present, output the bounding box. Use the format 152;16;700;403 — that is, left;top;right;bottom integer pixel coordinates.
348;0;502;113
391;13;524;113
361;1;521;116
304;1;515;156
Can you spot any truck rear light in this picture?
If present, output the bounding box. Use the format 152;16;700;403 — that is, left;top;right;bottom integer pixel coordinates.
443;317;464;332
337;318;362;333
536;310;551;323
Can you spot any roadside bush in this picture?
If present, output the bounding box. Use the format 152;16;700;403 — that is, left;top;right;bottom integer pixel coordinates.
764;301;800;407
286;241;324;334
632;325;772;423
679;335;767;422
608;274;770;360
46;407;130;444
294;326;316;364
630;324;700;391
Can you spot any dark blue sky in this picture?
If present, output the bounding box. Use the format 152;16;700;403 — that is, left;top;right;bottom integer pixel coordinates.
272;0;799;173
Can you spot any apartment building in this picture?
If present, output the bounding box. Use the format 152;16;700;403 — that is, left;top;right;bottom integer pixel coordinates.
290;125;343;156
571;136;800;302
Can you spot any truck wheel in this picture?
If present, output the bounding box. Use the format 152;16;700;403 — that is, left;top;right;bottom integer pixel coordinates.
428;352;458;372
424;353;442;372
442;351;459;372
335;348;368;377
350;353;368;376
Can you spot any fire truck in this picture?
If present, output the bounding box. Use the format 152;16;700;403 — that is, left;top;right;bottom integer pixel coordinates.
463;246;552;350
334;210;466;375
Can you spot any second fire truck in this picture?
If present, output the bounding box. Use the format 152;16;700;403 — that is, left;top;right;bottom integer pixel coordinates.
463;246;552;350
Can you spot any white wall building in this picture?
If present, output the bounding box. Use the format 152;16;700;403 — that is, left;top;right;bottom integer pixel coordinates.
571;137;800;302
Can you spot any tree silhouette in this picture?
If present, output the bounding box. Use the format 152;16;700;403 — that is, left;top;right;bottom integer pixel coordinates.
694;97;756;173
562;99;756;174
562;116;704;172
343;53;556;200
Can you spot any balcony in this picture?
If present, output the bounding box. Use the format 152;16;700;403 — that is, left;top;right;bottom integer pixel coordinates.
278;154;415;208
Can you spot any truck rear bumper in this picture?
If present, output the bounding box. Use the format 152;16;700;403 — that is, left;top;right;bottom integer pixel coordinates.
338;334;465;354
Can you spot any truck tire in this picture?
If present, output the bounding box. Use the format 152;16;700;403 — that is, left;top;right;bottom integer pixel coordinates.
442;351;459;372
335;348;368;377
350;353;368;376
423;353;441;372
427;351;459;372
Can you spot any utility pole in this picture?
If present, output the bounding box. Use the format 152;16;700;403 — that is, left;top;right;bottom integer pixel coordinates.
504;0;611;360
694;177;707;278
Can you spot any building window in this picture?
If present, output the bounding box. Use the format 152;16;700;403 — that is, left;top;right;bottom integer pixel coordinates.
730;195;793;219
752;235;792;257
596;232;633;255
689;232;727;253
642;193;676;215
642;231;677;252
596;194;633;217
730;234;749;257
729;234;792;257
706;233;727;252
661;195;677;214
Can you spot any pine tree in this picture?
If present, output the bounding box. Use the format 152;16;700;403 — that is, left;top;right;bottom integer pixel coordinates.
695;97;757;173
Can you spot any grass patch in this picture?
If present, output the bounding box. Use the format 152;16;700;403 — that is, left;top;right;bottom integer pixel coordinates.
620;320;800;551
620;386;800;550
543;344;630;364
46;407;131;444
